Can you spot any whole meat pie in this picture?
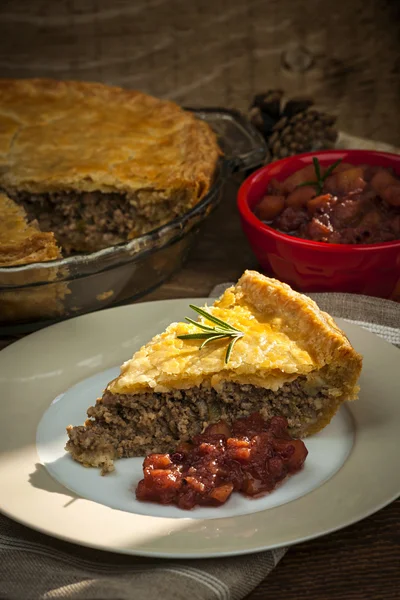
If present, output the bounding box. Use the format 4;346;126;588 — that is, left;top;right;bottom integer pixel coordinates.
66;271;362;474
0;79;220;255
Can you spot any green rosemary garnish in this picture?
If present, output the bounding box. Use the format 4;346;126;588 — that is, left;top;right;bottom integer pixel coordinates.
297;157;343;195
177;304;244;364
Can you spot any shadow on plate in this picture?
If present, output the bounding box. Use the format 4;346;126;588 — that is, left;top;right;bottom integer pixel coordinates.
29;462;79;507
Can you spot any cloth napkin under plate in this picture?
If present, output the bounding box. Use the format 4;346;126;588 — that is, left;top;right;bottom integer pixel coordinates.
0;290;399;600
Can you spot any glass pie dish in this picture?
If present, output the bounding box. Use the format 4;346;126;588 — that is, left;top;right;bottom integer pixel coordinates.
0;109;266;334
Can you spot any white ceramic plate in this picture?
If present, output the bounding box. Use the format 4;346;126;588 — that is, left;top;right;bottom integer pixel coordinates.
0;299;399;558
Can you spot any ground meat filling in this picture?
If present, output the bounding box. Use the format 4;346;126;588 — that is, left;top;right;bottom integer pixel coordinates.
7;189;193;255
65;377;334;474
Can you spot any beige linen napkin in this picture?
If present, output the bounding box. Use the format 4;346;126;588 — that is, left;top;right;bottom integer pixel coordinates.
0;291;399;600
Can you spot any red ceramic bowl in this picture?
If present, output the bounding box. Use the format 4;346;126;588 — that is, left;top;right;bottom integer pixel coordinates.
237;150;400;299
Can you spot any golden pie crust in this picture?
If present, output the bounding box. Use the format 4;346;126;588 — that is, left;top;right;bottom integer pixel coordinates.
0;78;220;198
109;270;362;436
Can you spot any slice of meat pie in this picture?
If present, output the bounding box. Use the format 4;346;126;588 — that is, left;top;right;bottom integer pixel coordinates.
66;270;362;474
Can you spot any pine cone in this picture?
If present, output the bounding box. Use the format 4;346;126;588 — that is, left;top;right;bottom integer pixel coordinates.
249;91;338;162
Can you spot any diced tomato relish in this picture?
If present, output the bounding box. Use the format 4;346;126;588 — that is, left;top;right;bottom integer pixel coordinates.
135;413;308;510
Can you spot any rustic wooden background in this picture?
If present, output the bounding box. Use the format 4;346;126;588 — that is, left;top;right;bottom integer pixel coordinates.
0;0;399;145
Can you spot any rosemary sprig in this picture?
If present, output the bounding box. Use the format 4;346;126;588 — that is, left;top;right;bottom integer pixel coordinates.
177;304;244;364
297;157;343;195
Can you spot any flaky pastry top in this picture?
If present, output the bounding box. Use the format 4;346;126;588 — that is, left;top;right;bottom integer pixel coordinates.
0;79;220;196
108;271;362;395
0;193;60;266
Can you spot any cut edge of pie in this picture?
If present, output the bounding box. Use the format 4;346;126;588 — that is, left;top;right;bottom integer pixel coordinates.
65;270;363;474
0;192;69;322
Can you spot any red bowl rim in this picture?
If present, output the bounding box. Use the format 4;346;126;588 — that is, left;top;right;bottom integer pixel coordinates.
237;149;400;252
